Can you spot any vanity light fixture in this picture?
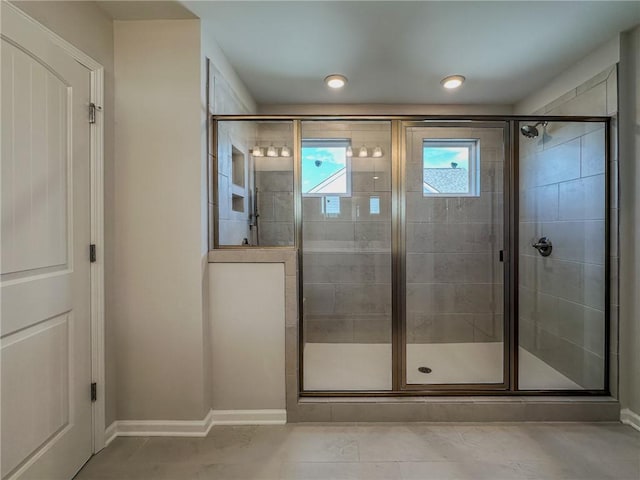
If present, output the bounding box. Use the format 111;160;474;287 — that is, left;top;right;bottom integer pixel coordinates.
266;144;277;157
358;146;368;157
441;74;465;89
372;146;383;157
346;145;353;157
325;74;348;89
280;144;291;157
251;146;264;157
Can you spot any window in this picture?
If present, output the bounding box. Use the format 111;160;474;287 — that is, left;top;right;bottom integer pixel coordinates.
422;140;479;197
302;139;351;196
370;196;380;215
322;196;341;216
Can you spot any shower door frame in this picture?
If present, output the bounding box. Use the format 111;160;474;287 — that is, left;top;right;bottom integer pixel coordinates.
398;120;512;393
210;114;611;397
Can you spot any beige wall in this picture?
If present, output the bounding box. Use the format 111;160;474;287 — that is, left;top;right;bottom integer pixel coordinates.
113;19;207;420
618;25;640;419
10;0;119;427
209;263;286;410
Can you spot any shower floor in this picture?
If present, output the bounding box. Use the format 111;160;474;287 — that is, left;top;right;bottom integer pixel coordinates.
303;342;581;391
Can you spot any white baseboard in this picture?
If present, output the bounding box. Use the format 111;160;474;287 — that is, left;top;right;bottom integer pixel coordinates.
104;421;118;446
211;409;287;425
620;408;640;432
103;409;286;441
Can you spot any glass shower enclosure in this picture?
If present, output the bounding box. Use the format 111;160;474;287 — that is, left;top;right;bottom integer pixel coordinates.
212;116;611;396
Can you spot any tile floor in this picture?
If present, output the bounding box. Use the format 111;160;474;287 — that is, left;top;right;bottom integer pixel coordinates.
75;422;640;479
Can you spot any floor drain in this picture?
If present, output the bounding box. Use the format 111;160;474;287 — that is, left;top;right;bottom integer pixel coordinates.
418;367;432;374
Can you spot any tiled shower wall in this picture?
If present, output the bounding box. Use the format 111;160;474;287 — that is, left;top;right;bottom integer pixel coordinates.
216;121;254;245
406;127;505;344
519;66;617;389
255;122;295;246
302;122;392;343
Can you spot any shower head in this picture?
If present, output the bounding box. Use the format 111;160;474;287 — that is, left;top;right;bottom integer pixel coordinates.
520;121;549;139
520;124;539;138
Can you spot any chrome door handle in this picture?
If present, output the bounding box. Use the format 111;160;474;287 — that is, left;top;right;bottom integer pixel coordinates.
532;237;552;257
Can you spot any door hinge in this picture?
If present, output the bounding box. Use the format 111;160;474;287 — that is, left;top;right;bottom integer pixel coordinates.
90;244;97;263
499;250;504;262
89;103;101;124
91;382;97;402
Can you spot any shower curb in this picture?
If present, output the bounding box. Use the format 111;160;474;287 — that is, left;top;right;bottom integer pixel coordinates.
288;396;620;423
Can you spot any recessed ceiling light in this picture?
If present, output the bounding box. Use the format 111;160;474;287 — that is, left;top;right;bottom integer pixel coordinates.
325;74;347;89
441;75;465;89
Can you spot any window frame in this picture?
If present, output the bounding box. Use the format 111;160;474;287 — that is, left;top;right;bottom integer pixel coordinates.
301;138;352;198
422;139;480;198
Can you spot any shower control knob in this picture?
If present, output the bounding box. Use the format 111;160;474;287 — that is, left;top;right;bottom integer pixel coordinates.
532;237;552;257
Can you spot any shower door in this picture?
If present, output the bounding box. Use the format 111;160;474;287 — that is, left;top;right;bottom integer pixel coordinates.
291;116;609;395
300;120;393;391
401;122;509;389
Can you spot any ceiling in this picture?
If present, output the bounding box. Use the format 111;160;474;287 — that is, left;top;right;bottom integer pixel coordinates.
183;1;640;106
97;1;196;20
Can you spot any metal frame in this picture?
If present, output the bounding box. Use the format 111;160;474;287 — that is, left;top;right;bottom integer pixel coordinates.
211;114;611;397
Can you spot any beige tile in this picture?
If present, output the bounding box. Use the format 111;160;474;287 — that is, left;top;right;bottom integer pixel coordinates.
558;175;606;221
576;67;613;96
523;138;581;187
76;437;148;476
274;192;294;222
547;82;606;117
259;221;295;246
356;425;451;462
354;221;391;251
280;461;401;480
78;423;639;480
285;276;298;326
285;325;298;373
303;284;335;315
406;193;448;223
334;284;391;315
258;191;277;221
194;461;282;480
581;128;606;177
75;462;205;480
304;316;354;343
543;88;577;113
519;184;559;222
275;428;359;463
352;315;392;343
293;403;332;423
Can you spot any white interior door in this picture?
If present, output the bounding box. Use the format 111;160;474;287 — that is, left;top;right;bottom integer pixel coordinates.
1;5;93;479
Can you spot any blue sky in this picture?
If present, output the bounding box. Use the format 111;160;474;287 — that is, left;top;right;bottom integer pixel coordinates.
301;147;346;192
301;146;466;193
423;146;469;169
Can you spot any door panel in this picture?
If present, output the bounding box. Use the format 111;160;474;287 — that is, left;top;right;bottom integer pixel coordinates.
402;124;507;388
1;5;92;479
300;121;393;391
